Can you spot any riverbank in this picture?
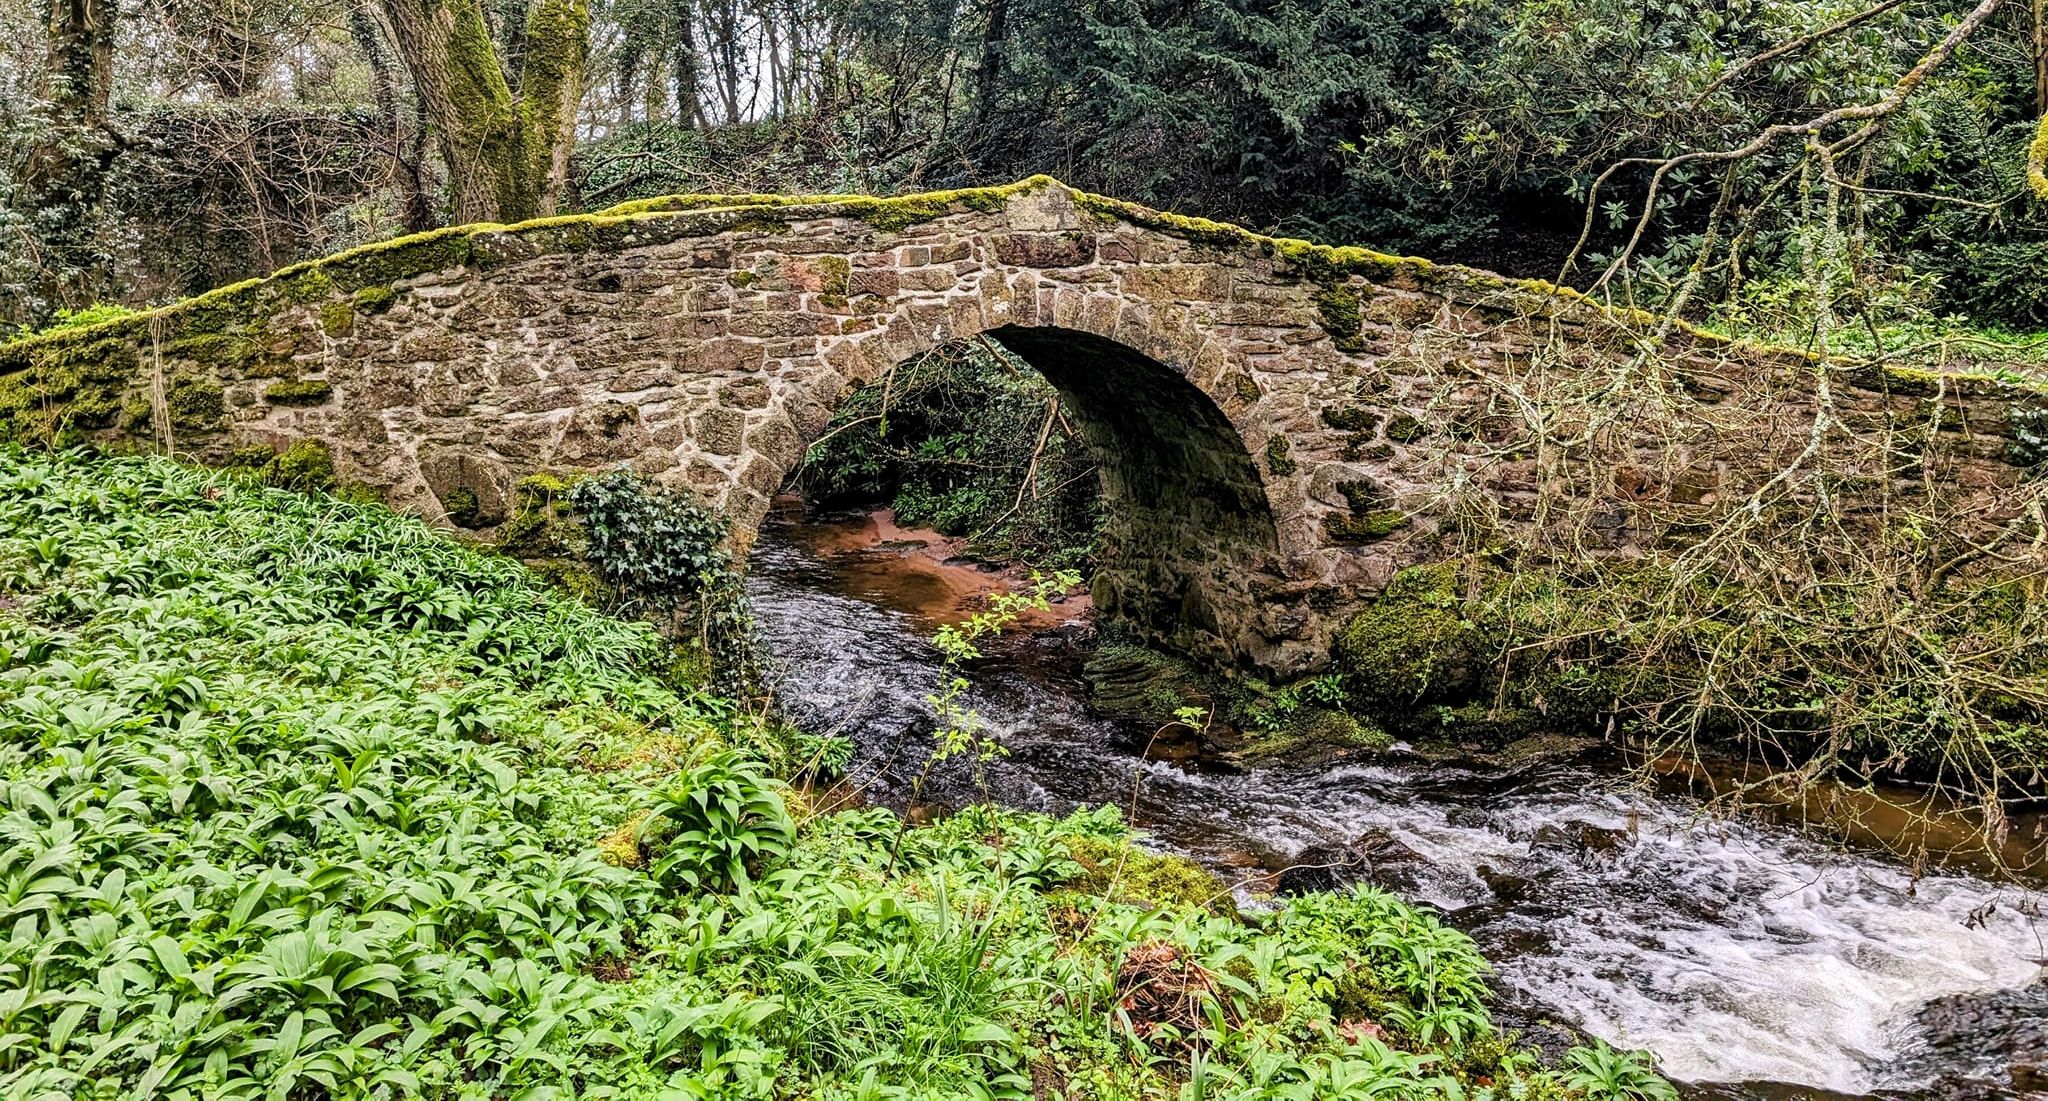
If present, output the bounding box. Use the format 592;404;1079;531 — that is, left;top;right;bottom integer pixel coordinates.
0;449;1649;1099
748;501;2048;1098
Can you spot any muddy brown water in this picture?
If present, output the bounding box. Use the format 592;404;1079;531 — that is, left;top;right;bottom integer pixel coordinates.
747;505;2048;1099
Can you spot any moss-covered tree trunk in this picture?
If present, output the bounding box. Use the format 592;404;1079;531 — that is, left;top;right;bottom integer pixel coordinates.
17;0;119;319
376;0;588;224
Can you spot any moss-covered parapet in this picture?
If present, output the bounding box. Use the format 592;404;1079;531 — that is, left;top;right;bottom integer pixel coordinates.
4;173;2037;447
0;178;1079;444
591;175;1053;225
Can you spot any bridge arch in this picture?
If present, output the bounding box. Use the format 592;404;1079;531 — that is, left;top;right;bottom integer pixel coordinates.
770;322;1292;668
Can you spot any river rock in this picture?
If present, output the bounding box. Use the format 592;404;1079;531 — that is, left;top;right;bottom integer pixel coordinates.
1273;828;1432;896
1530;819;1635;862
1877;979;2048;1099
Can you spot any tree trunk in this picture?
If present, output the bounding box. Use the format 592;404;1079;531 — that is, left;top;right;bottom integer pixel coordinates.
20;0;119;314
674;0;705;128
2036;0;2047;115
376;0;588;224
351;0;438;231
2033;0;2048;198
972;0;1008;130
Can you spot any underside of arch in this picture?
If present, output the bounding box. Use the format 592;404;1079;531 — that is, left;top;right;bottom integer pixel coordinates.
985;325;1286;669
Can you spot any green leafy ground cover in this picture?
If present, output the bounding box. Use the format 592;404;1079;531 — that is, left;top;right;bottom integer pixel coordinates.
0;449;1665;1100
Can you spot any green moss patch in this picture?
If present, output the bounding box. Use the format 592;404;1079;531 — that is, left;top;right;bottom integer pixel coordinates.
1323;509;1410;543
263;378;332;406
165;375;224;431
1335;563;1489;716
225;438;337;492
1321;405;1379;432
352;284;398;314
1264;435;1297;476
1062;834;1235;916
1314;284;1369;352
1385;413;1425;443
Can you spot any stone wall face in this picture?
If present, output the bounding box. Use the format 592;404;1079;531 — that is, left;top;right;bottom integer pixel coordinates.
3;180;2040;675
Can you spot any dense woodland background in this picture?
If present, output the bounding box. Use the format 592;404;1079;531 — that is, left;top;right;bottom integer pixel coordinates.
6;0;2048;349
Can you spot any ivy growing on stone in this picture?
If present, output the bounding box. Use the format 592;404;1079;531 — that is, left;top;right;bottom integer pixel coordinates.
566;469;760;691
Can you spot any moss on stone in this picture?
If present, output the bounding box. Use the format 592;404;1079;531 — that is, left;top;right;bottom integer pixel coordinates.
284;270;336;305
1335;563;1484;713
155;332;246;370
1385;413;1425;443
1083;639;1215;724
1837;361;1943;397
856;198;949;234
0;332;145;442
493;471;596;600
497;464;606;601
729;215;795;237
596;812;649;868
1343;439;1395;462
270;439;337;490
1323;509;1410;543
442;486;483;527
1313;284;1369;353
597;176;1055;233
263;378;332;406
1334;479;1384;512
814;255;852;297
165;375;224;431
1234;706;1392;760
319;300;355;338
1264;435;1297;476
352;285;398;314
1072;191;1271;253
1062;834;1235;916
227;439;338;492
1231;373;1262;403
1321;406;1379;433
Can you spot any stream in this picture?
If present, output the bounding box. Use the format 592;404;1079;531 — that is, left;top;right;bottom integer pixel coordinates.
746;504;2048;1099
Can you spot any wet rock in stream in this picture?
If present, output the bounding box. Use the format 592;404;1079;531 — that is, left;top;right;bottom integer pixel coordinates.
1274;829;1434;895
1877;979;2048;1099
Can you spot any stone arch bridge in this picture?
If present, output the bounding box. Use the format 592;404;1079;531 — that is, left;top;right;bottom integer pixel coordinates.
3;178;2038;675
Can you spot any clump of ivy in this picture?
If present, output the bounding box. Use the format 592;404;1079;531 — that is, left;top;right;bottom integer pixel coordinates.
29;303;140;336
567;470;761;693
2011;402;2048;467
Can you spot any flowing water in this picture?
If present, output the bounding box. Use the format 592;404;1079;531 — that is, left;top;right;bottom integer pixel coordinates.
746;506;2048;1099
